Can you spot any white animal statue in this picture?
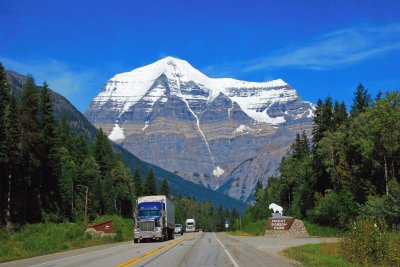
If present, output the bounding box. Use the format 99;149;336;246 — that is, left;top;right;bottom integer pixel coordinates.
269;203;283;215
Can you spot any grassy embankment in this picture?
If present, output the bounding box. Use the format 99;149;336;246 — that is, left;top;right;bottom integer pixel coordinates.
285;220;400;266
283;243;359;267
0;215;133;263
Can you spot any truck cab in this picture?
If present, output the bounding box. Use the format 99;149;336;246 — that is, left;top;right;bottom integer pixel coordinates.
185;218;196;233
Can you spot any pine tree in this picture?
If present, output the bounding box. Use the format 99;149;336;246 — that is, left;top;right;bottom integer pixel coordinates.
332;101;347;129
39;81;60;216
0;63;11;224
254;180;263;204
350;83;371;116
4;96;21;225
19;75;43;223
143;170;157;195
93;128;114;176
133;168;142;197
312;98;324;148
159;177;170;197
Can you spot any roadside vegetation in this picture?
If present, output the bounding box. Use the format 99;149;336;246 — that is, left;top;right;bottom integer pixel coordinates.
303;221;342;237
283;243;358;267
240;85;400;265
0;215;132;263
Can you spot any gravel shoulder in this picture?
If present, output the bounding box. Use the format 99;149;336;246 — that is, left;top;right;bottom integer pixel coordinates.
225;234;340;266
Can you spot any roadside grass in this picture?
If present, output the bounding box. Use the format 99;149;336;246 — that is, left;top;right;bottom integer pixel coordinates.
229;220;266;236
283;243;359;267
303;221;343;237
0;215;133;263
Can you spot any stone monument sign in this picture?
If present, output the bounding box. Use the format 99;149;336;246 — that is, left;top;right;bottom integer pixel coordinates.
265;203;309;237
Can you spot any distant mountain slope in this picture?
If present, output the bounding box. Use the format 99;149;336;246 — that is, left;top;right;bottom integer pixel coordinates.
6;70;246;212
85;56;314;202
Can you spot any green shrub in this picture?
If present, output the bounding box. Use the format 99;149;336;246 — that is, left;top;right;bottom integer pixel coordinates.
240;220;266;236
340;219;400;266
308;189;357;228
304;221;342;237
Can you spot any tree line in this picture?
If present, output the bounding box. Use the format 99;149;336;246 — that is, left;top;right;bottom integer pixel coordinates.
174;196;240;232
0;63;171;226
247;84;400;228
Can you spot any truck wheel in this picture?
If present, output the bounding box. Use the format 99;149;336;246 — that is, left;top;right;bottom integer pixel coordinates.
163;230;169;241
134;239;138;243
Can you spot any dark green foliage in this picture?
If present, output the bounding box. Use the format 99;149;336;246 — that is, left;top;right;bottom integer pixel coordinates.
133;168;142;197
159;177;170;197
19;75;43;223
143;170;157;195
350;83;371;116
38;82;60;217
0;63;11;225
0;71;137;226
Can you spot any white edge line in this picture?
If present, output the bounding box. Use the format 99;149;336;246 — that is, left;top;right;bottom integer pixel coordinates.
30;242;132;267
213;233;240;267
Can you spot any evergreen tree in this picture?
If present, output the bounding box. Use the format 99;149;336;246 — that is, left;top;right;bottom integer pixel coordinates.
0;63;10;224
159;177;170;197
133;168;142;197
312;98;324;149
350;83;371;116
4;96;21;224
39;81;60;216
93;128;114;176
19;76;43;223
143;170;157;195
254;180;263;204
332;101;347;129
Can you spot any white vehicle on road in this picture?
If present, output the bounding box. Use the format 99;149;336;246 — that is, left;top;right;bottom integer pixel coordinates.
174;224;183;235
185;218;196;232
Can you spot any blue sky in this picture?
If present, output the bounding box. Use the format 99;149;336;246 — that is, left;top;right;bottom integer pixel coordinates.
1;0;399;112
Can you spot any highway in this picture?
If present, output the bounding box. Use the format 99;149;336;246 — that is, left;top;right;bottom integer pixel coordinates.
0;232;337;267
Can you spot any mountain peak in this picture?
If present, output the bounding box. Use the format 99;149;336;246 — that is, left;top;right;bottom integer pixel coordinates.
92;57;300;123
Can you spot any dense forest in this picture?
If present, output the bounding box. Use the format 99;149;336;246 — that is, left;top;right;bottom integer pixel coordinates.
247;84;400;228
0;63;239;230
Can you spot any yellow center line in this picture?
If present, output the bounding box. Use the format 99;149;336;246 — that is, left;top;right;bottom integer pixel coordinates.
116;233;196;267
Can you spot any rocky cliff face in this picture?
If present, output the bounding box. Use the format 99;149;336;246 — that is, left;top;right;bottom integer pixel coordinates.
85;57;314;202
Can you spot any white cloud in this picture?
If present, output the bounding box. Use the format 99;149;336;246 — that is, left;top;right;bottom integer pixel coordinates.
202;24;400;77
244;24;400;71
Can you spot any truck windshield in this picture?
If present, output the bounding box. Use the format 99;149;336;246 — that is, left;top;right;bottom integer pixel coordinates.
138;210;160;217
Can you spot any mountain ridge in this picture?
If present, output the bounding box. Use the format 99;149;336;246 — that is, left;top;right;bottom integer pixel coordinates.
85;57;314;202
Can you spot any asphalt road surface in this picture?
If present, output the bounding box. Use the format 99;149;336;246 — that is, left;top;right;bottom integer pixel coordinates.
0;232;338;267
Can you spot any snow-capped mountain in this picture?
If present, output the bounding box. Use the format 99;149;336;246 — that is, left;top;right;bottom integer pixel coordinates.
85;57;314;202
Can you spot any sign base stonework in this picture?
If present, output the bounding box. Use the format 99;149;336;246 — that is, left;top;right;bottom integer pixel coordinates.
265;215;309;237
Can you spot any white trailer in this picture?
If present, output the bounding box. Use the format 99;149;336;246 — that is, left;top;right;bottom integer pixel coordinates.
133;195;175;243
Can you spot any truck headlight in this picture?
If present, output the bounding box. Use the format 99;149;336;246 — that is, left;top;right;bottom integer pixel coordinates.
134;228;139;232
155;227;162;232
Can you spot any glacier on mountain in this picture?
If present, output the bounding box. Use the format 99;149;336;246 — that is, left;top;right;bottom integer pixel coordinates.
91;56;302;127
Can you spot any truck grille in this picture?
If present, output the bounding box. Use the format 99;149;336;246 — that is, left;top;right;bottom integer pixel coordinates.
139;221;154;231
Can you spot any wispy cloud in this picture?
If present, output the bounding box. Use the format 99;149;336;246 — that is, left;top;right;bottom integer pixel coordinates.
203;24;400;76
0;57;97;98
